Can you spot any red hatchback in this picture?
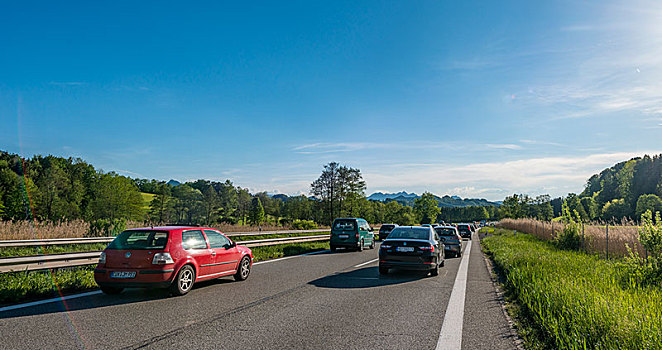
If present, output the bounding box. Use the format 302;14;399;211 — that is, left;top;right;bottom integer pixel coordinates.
94;226;253;296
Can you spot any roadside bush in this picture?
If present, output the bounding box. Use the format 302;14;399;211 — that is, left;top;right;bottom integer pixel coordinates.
555;204;582;250
86;218;126;237
619;210;662;288
291;219;317;230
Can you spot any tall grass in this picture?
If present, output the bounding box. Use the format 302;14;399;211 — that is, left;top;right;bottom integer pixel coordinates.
0;220;328;241
483;229;662;349
0;267;97;304
499;218;644;258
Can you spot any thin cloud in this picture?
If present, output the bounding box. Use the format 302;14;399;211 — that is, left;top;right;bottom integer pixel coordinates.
485;143;522;150
48;81;86;86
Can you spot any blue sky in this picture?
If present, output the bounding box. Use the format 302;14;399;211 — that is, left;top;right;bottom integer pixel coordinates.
1;0;660;200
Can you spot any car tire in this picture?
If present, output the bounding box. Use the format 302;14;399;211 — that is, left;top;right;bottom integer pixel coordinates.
430;264;439;276
369;239;375;249
234;256;252;281
457;250;462;258
379;266;389;275
330;246;337;253
358;239;364;252
170;265;195;296
100;286;123;295
440;259;445;267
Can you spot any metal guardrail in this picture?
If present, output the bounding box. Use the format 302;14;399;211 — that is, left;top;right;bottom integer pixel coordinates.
0;229;330;248
0;234;330;273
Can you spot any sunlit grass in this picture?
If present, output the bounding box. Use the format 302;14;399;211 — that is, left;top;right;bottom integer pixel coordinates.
483;229;662;349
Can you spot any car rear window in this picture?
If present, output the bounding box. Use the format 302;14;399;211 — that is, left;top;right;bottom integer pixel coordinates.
388;227;430;240
380;224;396;232
334;220;356;230
435;228;457;236
458;225;470;231
107;230;169;250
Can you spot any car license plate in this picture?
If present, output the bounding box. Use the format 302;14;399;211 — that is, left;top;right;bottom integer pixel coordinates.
110;271;136;279
339;234;349;239
396;247;414;252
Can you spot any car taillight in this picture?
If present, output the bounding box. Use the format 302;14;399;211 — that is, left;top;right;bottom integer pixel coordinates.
356;232;359;239
419;245;434;251
381;244;392;249
152;252;174;265
99;251;106;264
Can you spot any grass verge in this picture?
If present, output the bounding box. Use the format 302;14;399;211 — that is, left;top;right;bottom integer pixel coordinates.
0;266;97;305
482;228;662;349
0;241;329;306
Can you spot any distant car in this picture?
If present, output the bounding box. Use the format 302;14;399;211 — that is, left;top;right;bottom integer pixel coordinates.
435;226;462;258
456;224;473;240
378;224;398;240
94;226;254;296
330;218;375;252
379;226;444;276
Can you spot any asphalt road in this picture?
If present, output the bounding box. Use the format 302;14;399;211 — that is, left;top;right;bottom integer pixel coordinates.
0;233;517;349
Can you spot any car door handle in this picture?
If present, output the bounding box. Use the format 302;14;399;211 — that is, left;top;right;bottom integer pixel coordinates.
211;251;216;256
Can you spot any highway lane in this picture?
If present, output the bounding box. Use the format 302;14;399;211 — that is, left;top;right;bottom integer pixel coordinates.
0;235;517;349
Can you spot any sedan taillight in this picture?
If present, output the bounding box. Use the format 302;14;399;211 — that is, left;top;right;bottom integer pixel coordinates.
381;244;392;249
419;245;434;251
152;252;174;265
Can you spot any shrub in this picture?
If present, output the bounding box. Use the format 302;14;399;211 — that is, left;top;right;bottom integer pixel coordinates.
291;219;318;230
555;203;582;250
87;218;127;237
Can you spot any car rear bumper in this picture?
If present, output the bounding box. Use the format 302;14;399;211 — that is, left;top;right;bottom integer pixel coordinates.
444;244;461;253
94;268;175;288
379;260;435;271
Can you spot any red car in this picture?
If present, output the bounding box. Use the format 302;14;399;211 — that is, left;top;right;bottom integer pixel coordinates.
94;226;253;296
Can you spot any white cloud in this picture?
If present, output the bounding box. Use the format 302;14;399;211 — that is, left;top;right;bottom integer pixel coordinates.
362;151;660;200
485;143;522;150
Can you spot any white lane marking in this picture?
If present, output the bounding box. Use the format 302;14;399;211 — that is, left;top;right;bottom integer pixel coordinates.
353;258;379;268
252;249;329;266
437;240;472;350
0;290;103;313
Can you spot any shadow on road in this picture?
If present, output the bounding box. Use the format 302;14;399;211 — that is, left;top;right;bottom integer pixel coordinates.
308;266;428;289
0;277;235;320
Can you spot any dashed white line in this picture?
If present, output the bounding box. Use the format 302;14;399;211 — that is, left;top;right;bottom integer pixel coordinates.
436;240;472;350
0;290;103;313
353;258;379;268
252;249;329;266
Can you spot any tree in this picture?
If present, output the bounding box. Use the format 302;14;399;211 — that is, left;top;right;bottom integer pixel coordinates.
88;173;144;221
601;199;630;221
636;194;662;219
311;162;366;225
414;192;441;224
249;197;265;226
149;183;173;223
201;185;219;225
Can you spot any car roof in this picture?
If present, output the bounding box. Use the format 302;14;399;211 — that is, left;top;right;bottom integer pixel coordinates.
436;226;458;229
126;226;212;231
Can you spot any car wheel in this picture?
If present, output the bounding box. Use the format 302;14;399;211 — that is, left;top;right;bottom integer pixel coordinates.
457;250;462;258
379;265;389;275
358;239;364;252
170;265;195;296
234;256;251;281
330;246;337;253
430;264;439;276
440;259;445;267
369;239;375;249
100;286;123;295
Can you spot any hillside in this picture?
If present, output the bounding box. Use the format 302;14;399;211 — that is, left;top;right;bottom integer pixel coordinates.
368;192;500;208
579;154;662;219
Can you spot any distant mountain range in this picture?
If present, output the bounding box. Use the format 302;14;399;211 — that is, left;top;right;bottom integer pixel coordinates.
367;192;500;207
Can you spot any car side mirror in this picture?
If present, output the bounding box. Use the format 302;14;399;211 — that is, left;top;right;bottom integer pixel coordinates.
227;241;237;249
369;227;373;232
